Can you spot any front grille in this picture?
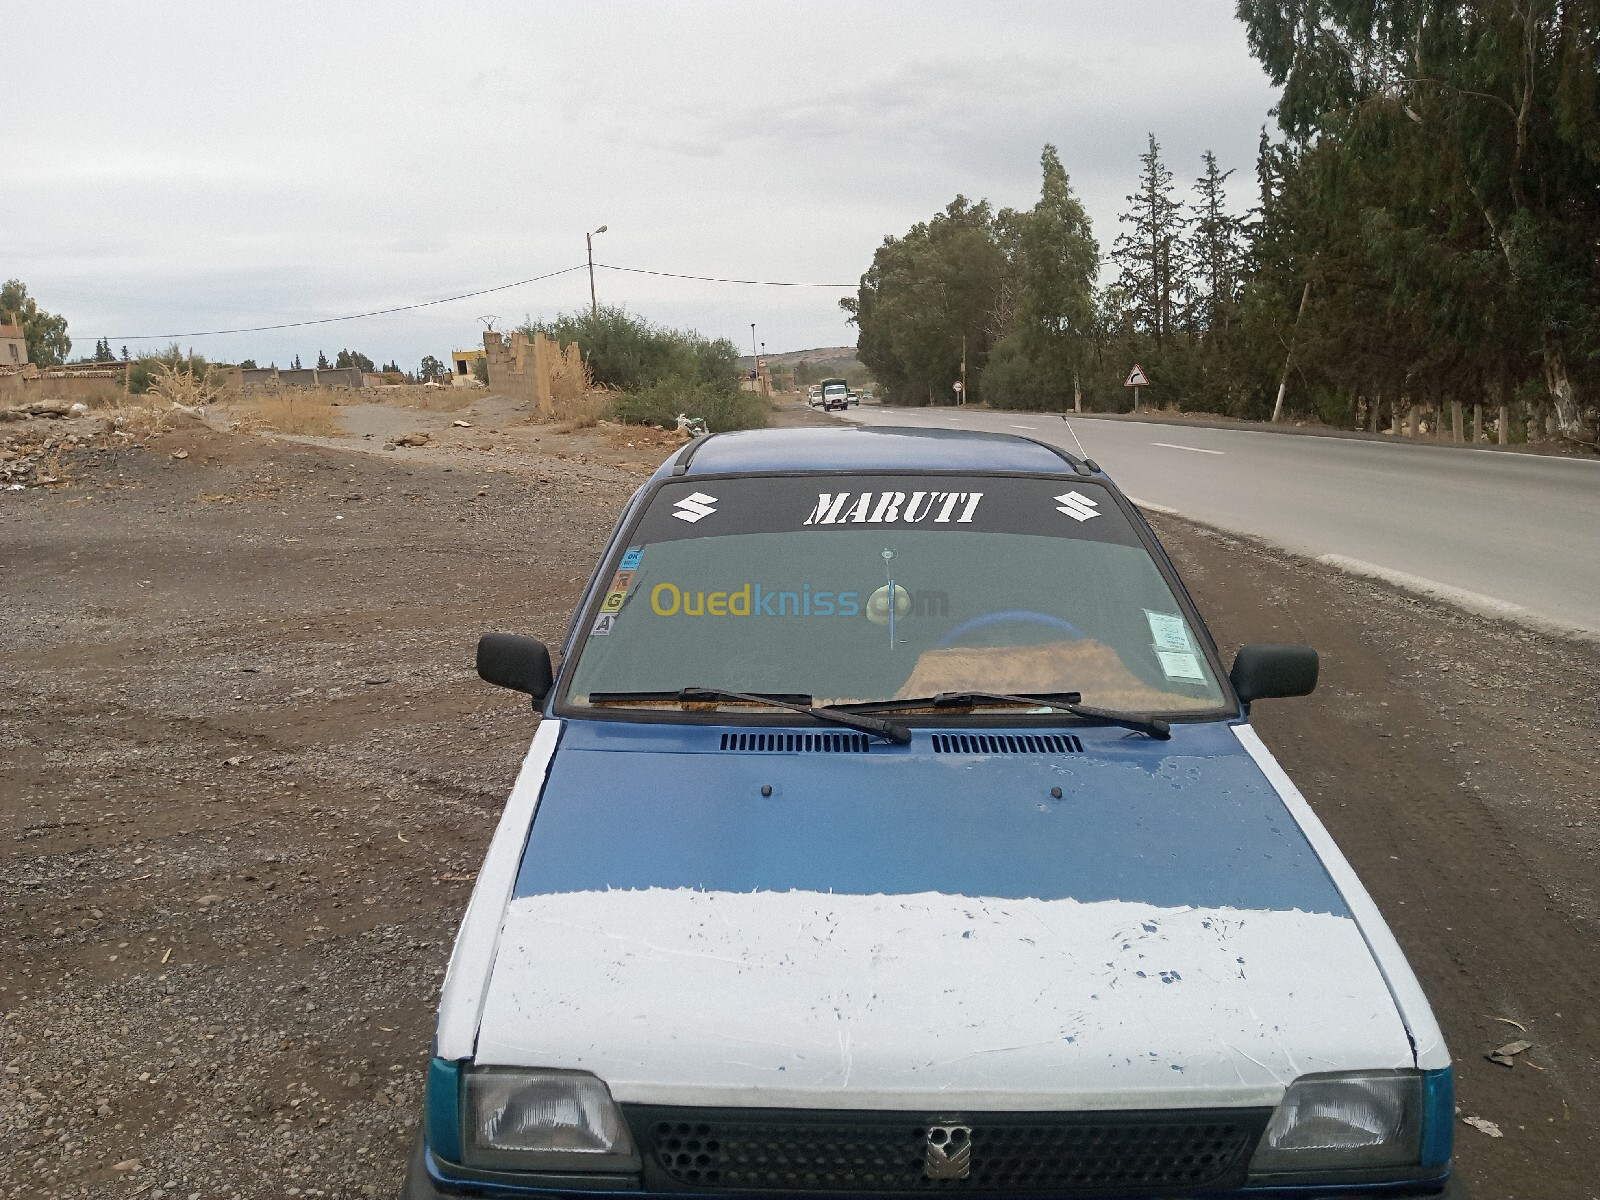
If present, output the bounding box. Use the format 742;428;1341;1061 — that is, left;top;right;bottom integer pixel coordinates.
930;733;1083;755
627;1106;1267;1194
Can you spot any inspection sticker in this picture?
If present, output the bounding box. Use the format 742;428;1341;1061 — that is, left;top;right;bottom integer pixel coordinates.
619;547;644;570
1144;610;1191;653
1156;650;1206;680
590;613;618;636
1145;610;1204;680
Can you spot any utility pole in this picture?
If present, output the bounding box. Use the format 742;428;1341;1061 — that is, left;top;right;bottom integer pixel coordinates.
587;225;608;317
960;334;968;406
750;323;760;391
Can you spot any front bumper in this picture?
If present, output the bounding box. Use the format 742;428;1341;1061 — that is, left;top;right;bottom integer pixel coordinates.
402;1128;1466;1200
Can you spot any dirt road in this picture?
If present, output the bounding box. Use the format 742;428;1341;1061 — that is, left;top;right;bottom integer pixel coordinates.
3;396;1595;1198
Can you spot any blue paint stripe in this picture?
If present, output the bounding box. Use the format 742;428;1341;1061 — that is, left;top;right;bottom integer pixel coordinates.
425;1057;462;1164
1420;1067;1454;1169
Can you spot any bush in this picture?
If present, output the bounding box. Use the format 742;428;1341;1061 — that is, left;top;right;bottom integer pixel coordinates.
128;344;216;396
518;306;740;394
609;374;769;432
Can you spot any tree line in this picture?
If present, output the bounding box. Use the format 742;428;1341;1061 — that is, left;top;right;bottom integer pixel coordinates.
847;2;1599;444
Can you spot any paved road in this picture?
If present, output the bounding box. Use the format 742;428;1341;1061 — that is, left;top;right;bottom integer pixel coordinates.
842;405;1600;637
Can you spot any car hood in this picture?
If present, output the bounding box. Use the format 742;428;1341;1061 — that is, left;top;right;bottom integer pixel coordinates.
474;720;1414;1110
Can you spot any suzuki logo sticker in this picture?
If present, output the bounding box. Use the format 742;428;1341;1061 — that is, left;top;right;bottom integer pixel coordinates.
672;492;719;523
923;1125;971;1180
1054;490;1101;522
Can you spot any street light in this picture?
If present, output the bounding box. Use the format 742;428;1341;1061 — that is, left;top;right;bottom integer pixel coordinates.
587;225;608;317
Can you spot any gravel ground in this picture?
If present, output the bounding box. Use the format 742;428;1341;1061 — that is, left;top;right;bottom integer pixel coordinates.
2;397;1595;1198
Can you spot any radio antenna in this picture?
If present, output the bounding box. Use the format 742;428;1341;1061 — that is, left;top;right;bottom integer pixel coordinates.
1059;413;1090;461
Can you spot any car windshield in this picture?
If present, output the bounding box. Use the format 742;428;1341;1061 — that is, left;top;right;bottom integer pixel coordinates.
564;474;1228;714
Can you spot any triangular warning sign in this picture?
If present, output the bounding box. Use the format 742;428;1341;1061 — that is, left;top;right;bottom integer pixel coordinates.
1124;364;1150;388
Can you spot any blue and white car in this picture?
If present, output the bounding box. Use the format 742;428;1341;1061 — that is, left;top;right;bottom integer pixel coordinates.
405;427;1459;1199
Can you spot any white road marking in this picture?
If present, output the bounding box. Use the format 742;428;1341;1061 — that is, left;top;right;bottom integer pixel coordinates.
1009;423;1037;430
1316;555;1527;618
1152;442;1225;455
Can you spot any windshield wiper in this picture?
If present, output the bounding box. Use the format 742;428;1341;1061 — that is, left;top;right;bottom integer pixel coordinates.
587;687;911;745
840;690;1171;740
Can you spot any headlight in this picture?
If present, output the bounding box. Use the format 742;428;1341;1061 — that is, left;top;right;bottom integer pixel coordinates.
462;1068;640;1173
1249;1071;1422;1176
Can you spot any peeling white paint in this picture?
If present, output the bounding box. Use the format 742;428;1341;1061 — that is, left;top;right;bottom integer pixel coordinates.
435;719;563;1061
1232;723;1451;1071
474;887;1413;1111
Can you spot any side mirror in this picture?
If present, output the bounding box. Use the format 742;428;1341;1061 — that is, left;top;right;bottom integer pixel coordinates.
1230;644;1319;705
477;633;554;709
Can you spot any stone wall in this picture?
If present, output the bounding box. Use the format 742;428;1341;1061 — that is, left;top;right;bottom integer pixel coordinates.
0;367;129;407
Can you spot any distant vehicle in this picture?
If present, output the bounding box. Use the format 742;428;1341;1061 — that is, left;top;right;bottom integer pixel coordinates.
807;385;823;407
847;390;861;406
819;377;850;411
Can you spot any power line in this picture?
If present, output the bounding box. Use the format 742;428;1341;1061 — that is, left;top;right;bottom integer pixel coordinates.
100;264;589;340
596;263;855;288
93;260;860;342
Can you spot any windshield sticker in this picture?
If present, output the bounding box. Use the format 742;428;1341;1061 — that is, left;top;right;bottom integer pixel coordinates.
1053;490;1101;522
619;546;644;570
642;580;950;621
802;491;983;527
1156;650;1206;681
1144;610;1192;654
594;566;641;630
671;492;718;523
633;477;1143;548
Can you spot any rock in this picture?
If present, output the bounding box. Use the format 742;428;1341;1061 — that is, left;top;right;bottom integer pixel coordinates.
112;1158;142;1172
171;449;189;460
451;420;472;428
69;402;90;416
1461;1115;1503;1138
197;894;223;908
391;432;431;448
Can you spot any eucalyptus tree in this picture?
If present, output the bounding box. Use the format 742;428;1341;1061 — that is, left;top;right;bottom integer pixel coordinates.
843;197;1007;405
982;145;1101;411
1237;0;1599;438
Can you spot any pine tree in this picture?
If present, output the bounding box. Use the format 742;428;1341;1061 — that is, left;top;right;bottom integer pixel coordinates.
1186;152;1248;334
316;351;330;369
1112;135;1189;348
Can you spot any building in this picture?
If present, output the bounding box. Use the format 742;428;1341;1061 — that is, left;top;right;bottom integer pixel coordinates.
0;324;27;368
452;347;485;385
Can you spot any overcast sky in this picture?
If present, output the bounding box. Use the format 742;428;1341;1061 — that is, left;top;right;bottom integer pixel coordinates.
6;1;1280;370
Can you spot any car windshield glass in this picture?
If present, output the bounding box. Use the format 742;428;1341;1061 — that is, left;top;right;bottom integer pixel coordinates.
564;474;1227;714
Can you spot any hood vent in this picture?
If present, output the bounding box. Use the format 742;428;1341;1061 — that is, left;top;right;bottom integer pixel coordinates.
720;731;870;753
931;732;1083;755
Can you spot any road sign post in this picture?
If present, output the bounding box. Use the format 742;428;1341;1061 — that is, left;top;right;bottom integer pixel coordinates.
952;380;964;406
1124;364;1150;412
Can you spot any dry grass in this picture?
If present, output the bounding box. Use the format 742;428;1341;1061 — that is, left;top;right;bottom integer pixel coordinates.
233;388;343;436
363;383;477;412
551;391;608;431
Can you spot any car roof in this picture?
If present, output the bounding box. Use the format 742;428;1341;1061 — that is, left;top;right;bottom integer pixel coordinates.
654;425;1106;482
